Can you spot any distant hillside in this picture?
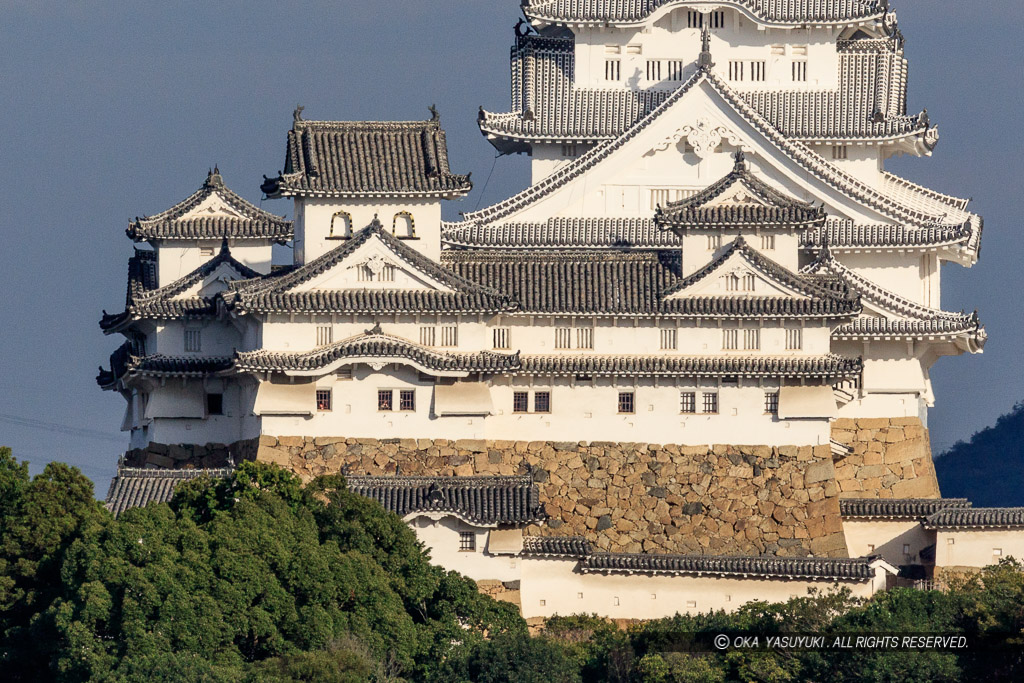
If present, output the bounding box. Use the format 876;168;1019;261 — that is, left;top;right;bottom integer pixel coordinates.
935;402;1024;507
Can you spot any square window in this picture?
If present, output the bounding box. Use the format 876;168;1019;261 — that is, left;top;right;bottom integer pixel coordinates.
764;391;779;415
184;329;202;353
703;392;719;414
459;531;476;552
399;389;415;411
419;326;437;346
686;600;697;608
378;390;393;411
206;393;223;416
555;327;572;349
994;548;1003;556
534;391;551;413
722;329;739;350
316;389;332;411
761;234;775;250
744;328;760;350
316;324;333;347
513;391;529;413
576;327;594;349
680;391;696;414
605;59;621;81
440;325;458;347
618;391;635;414
493;327;511;349
660;328;678;350
786;328;803;350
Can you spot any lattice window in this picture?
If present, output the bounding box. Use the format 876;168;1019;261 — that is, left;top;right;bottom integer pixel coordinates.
708;11;725;28
419;326;436;346
765;391;779;415
660;328;677;350
555;327;572;349
743;273;756;291
707;235;722;251
792;61;807;81
316;389;332;411
513;391;529;413
184;329;201;353
680;391;696;414
722;329;739;350
493;327;511;350
750;61;766;81
786;328;803;350
459;531;476;551
534;391;551;413
378;390;393;411
399;389;415;411
440;325;458;347
744;329;760;350
605;59;620;81
561;142;577;157
687;10;702;28
618;391;635;414
316;325;333;347
725;274;740;291
702;391;719;414
761;234;776;250
832;145;848;160
729;61;744;81
646;59;661;81
650;188;671;209
576;327;594;350
667;61;685;80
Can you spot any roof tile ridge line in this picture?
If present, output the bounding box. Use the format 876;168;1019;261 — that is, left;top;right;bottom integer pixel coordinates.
131;246;260;307
700;72;948;227
462;69;707;224
133;176;290;227
810;256;974;322
523;0;887;26
880;170;971;211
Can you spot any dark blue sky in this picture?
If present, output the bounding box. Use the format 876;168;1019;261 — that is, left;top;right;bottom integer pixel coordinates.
1;1;1020;497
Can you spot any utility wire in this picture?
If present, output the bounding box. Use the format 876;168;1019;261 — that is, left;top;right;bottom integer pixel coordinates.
0;413;124;444
473;154;501;212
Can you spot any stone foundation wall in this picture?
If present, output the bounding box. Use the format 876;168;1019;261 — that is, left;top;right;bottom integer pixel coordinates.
256;436;849;558
830;418;940;499
476;580;521;607
125;438;259;469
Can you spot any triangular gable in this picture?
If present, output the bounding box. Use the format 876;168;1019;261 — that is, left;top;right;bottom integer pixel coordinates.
664;238;851;304
458;66;974;230
173;260;256;299
233;219;512;302
134;242;259;307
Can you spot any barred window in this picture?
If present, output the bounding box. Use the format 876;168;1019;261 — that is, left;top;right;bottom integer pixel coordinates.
667;60;685;80
722;329;739;350
378;390;393;411
513;391;529;413
356;263;395;281
184;329;201;353
555;327;572;349
680;391;696;414
399;389;415;411
743;274;756;291
576;327;594;350
792;61;807;82
832;145;848;160
561;142;577;157
660;328;677;350
605;59;620;81
459;531;476;551
199;246;214;256
708;10;725;28
725;273;740;291
687;10;702;27
316;389;332;411
761;234;775;250
702;391;719;414
650;188;671;209
729;60;744;81
744;329;760;350
750;61;766;81
420;326;436;346
618;391;635;414
786;327;803;350
316;325;333;347
707;234;722;251
440;325;458;347
493;327;511;349
646;59;661;81
688;10;724;28
764;391;779;415
534;391;551;413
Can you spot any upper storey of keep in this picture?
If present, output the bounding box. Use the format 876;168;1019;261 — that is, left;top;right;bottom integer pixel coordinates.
482;2;934;155
521;0;887;29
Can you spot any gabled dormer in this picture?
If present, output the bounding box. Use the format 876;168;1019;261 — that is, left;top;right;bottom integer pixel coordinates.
128;168;292;286
261;108;472;265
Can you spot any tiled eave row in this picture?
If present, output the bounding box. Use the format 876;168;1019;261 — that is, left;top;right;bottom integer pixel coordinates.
97;344;233;390
840;497;971;521
346;475;546;526
519;353;862;380
924;507;1024;530
105;467;235;518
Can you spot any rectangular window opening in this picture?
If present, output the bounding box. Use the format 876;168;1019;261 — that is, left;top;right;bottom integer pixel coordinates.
534;391;551;414
399;389;415;412
555;327;572;349
722;329;739;351
660;328;678;350
764;391;779;415
206;393;223;416
680;391;696;414
378;389;393;412
316;389;332;412
316;325;333;347
419;326;436;347
605;59;621;81
703;391;719;414
576;327;594;350
618;391;635;414
440;325;458;347
459;531;476;551
184;329;202;353
513;391;529;414
493;327;511;350
786;328;803;350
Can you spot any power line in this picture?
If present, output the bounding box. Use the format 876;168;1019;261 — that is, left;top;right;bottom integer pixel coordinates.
0;413;124;444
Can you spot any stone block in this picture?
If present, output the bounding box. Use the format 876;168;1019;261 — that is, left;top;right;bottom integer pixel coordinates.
259;447;292;467
809;533;848;556
856;464;884;480
145;453;175;468
277;436;304;448
889;417;921;427
882;439;926;464
804;459;836;486
258;435;278;447
596;515;613;531
891;475;940;499
455;439;487;453
858;418;891;429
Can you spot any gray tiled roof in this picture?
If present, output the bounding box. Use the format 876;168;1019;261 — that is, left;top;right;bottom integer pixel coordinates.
522;0;887;26
346;475;545;525
105;467;233;518
228;219;515;315
482;32;931;149
97;344;233;389
101;241;260;331
232;332;521;375
442;217;680;250
127;170;292;242
924;508;1024;530
520;353;862;380
522;535;594;558
655;152;827;230
444;247;859;318
262;112;472;199
840;498;972;520
801;219;977;251
580;552;877;580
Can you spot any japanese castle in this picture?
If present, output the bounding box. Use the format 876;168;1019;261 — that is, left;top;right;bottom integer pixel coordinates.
99;2;1020;619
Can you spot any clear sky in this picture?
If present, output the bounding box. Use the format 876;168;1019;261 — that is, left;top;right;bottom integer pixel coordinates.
0;1;1020;497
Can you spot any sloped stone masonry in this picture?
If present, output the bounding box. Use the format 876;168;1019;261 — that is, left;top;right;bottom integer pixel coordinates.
830;417;940;499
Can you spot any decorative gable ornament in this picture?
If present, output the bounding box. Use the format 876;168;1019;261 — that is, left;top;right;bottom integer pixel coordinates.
653;117;742;159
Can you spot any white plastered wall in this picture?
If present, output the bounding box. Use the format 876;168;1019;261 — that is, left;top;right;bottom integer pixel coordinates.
843;520;936;566
408;516;522;583
934;529;1024;569
156;240;273;286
